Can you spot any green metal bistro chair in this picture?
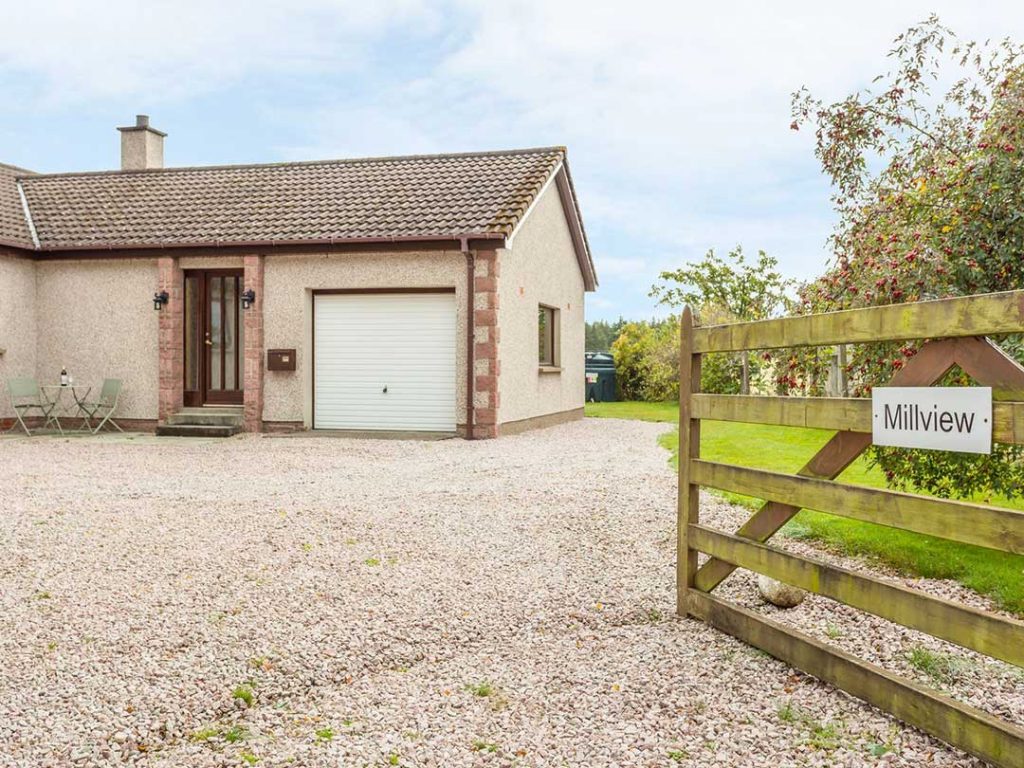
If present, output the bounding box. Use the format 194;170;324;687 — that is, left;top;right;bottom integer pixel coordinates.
78;379;124;434
5;377;56;436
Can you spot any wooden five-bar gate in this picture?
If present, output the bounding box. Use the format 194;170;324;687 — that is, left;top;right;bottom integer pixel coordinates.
676;290;1024;767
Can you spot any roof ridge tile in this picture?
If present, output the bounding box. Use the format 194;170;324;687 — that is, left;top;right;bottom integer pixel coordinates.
20;146;566;182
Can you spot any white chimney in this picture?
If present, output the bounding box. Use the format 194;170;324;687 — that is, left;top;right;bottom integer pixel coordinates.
117;115;166;171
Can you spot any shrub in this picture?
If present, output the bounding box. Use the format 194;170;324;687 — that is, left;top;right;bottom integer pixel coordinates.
611;322;655;400
700;352;743;395
612;315;759;400
611;318;680;401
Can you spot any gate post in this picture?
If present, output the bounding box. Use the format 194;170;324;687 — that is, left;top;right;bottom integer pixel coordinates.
676;307;701;616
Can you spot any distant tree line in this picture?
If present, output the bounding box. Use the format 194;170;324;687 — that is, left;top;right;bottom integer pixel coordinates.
585;318;628;352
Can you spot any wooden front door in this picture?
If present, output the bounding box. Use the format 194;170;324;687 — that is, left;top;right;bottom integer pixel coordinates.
184;270;244;406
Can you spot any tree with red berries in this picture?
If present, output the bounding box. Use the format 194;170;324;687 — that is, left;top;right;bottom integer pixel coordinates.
790;16;1024;499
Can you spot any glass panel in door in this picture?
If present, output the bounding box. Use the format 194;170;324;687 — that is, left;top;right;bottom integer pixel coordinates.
209;276;223;391
224;277;237;391
202;272;244;404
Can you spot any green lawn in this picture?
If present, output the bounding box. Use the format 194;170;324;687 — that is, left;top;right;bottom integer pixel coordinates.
585;401;1024;615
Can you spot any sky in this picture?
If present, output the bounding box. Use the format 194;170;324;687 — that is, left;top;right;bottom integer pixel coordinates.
2;1;1023;321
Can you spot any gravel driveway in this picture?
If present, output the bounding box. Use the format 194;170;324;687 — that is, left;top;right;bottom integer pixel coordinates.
0;419;1002;767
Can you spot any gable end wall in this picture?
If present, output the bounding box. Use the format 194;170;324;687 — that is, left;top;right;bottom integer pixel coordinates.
496;182;585;428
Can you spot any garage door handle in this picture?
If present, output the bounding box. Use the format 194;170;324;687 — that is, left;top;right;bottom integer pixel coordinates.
383;385;388;394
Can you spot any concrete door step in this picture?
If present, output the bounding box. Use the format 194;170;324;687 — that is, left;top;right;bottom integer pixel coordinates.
166;411;244;427
155;423;241;438
158;406;245;436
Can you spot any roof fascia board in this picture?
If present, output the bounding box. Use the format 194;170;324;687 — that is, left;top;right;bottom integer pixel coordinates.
0;243;34;257
29;235;508;261
553;167;597;291
35;232;505;252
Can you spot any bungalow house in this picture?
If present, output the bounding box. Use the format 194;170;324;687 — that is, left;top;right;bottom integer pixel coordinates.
0;116;597;438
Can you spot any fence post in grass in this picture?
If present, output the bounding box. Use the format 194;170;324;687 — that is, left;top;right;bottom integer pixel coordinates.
677;306;701;616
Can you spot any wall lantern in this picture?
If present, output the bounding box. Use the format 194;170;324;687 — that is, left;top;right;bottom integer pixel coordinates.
241;288;256;310
153;290;169;310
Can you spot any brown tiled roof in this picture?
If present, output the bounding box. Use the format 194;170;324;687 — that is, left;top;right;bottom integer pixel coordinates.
17;147;569;250
0;163;35;248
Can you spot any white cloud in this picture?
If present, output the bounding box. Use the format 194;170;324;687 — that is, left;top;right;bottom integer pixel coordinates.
236;1;1024;184
593;256;650;279
0;0;438;105
275;104;444;160
585;295;617;311
5;0;1024;320
445;1;1024;178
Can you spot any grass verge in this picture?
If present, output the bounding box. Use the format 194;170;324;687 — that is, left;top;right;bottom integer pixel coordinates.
585;401;1024;615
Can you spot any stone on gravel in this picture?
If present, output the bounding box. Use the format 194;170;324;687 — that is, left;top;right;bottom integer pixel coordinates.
757;575;807;608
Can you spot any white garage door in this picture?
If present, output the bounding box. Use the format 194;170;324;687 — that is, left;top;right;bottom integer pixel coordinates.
313;292;457;431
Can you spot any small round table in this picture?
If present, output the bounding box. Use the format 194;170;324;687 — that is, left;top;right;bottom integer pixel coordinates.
40;384;93;434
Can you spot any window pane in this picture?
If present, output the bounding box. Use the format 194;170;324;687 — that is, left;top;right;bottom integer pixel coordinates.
224;277;236;390
538;307;547;362
538;306;554;365
210;277;222;390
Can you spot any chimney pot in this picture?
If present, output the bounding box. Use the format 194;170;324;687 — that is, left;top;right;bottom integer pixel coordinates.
117;115;166;171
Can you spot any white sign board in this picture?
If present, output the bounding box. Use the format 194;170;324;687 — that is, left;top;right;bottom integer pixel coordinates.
872;387;992;454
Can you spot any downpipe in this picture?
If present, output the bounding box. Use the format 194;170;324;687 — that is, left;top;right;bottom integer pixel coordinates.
463;240;475;440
